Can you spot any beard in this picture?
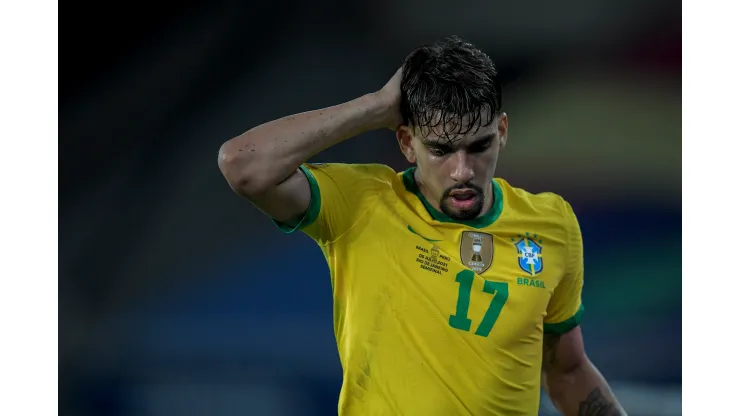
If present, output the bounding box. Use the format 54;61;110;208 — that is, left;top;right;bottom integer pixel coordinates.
439;182;486;221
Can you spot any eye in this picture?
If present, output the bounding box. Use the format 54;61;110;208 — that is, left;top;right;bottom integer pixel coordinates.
469;141;493;153
429;147;451;157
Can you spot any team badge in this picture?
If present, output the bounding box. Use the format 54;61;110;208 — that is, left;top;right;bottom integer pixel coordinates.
514;233;543;276
460;231;494;273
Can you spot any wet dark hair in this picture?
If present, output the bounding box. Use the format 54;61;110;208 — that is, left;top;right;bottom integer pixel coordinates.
400;36;502;142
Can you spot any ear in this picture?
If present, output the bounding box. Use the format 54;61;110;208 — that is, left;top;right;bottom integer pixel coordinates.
497;112;509;150
396;125;417;163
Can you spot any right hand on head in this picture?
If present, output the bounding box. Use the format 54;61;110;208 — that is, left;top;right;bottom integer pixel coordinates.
374;67;404;131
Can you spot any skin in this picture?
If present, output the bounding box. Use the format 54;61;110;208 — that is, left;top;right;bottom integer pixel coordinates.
543;328;626;416
217;68;404;225
396;111;508;221
218;66;626;416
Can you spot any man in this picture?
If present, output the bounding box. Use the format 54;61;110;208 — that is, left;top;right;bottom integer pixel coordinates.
218;36;625;416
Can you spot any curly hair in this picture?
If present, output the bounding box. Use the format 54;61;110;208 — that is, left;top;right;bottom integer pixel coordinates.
400;36;502;142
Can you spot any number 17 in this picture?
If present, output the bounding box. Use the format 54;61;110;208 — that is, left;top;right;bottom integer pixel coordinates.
449;270;509;337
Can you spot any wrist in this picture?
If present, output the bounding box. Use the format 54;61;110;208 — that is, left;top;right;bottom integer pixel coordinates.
356;92;398;131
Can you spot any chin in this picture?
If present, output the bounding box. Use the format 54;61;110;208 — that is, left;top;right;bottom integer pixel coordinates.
449;210;482;221
442;203;483;221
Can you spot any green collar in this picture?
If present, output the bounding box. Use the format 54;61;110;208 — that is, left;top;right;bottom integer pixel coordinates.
401;167;504;229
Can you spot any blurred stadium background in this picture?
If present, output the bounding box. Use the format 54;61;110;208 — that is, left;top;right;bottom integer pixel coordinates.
60;0;680;415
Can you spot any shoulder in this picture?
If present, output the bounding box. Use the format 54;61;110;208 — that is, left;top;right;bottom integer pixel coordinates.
497;179;583;269
302;163;399;196
496;178;579;229
305;162;396;181
496;178;569;213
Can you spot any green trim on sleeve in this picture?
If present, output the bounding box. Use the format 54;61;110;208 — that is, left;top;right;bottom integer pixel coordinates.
544;304;584;335
271;165;322;234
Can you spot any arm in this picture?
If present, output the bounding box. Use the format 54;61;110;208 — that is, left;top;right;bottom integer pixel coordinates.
542;199;626;415
542;327;626;416
217;69;403;224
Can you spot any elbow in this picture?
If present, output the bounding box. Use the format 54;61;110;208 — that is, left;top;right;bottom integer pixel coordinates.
542;357;592;395
544;355;590;381
217;141;270;197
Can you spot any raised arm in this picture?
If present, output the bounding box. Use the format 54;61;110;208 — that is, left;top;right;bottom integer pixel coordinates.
217;69;402;224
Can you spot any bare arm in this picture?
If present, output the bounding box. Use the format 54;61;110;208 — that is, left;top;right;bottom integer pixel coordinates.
217;69;402;223
542;327;626;416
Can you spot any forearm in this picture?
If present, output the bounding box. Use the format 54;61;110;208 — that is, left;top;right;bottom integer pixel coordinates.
543;359;625;416
218;93;390;194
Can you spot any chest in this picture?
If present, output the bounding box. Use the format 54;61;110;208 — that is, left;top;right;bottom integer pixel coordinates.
338;212;568;346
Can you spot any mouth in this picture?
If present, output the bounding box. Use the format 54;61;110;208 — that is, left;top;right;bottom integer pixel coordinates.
449;190;479;210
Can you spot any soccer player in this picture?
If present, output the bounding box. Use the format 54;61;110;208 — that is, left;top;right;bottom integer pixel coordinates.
218;36;625;416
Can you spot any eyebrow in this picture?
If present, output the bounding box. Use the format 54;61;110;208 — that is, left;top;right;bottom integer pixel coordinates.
422;134;496;149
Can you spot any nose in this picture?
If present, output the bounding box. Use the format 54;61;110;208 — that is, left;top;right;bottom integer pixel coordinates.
449;151;474;184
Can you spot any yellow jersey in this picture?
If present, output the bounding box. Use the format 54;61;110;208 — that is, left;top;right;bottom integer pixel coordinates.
273;163;585;416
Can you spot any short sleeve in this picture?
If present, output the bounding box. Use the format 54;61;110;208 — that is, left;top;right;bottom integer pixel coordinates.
544;199;585;334
271;163;385;245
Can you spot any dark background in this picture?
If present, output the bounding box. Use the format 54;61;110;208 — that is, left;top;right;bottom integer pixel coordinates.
60;1;681;414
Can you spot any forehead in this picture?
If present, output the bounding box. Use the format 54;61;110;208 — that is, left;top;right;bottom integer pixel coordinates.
419;122;497;147
415;109;497;146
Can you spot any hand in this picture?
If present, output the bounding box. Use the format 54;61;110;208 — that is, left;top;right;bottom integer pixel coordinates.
374;67;404;131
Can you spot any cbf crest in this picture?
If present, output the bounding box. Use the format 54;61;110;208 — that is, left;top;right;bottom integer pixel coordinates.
460;231;494;273
513;233;543;276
